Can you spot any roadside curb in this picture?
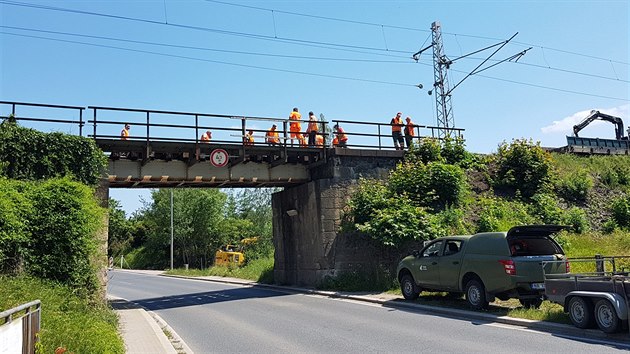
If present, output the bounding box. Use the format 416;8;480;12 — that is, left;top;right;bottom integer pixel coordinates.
162;273;627;342
107;294;193;354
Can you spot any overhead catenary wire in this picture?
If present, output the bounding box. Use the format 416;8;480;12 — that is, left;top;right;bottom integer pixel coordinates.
0;1;412;55
2;30;627;103
0;31;416;87
0;25;413;63
1;1;627;102
202;0;629;66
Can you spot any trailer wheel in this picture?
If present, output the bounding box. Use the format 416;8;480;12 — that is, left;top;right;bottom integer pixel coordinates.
594;299;621;333
568;297;594;329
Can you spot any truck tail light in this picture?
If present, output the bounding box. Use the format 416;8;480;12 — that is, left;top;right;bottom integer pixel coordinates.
499;260;516;275
565;260;570;273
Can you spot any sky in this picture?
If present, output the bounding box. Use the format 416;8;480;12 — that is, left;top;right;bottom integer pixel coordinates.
1;0;628;215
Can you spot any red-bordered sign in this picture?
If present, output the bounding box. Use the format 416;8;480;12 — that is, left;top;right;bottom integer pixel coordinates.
209;149;229;168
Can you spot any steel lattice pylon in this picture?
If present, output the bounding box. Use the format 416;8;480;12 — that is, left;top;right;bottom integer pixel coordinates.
431;21;454;139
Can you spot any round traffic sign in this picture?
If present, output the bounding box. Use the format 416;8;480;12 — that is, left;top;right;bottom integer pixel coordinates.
209;149;229;167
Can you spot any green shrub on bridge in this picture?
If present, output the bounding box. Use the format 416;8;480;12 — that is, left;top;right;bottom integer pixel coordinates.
0;120;106;186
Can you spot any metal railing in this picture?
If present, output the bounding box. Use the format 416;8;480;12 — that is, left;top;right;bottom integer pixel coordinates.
0;101;85;136
1;101;465;151
0;300;41;354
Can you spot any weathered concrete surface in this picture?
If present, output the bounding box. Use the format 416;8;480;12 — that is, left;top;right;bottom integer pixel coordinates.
273;149;404;286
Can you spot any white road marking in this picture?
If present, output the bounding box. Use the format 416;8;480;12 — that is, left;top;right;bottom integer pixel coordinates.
483;322;630;348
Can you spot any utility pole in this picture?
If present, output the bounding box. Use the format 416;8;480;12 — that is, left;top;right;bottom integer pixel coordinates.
170;189;174;270
430;21;454;139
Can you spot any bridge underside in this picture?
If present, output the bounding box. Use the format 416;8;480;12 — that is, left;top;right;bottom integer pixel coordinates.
97;139;324;188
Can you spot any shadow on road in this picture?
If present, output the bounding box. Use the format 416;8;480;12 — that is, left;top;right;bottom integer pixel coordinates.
380;298;630;350
122;287;290;312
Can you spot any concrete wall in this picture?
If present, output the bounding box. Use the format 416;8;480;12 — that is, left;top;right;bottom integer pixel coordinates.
273;149;404;286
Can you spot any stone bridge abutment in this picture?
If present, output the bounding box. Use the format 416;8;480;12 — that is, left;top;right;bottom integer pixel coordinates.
272;149;403;286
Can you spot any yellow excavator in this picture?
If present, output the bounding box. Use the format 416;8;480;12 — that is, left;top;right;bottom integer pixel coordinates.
214;237;258;266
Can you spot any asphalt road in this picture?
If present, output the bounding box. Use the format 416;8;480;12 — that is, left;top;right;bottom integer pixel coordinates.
107;270;629;353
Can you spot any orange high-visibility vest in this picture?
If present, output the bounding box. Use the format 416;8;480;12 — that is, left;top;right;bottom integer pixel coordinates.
266;129;279;144
391;117;403;132
121;128;129;140
405;122;415;136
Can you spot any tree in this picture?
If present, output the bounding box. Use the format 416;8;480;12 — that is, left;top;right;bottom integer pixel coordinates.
107;199;133;257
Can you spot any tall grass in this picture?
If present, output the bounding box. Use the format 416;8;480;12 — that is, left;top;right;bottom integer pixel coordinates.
166;256;274;284
0;276;124;354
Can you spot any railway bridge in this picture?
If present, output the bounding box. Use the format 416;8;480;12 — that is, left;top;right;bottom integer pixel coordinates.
2;101;463;286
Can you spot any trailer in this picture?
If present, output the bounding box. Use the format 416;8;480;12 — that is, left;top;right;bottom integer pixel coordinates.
543;256;630;334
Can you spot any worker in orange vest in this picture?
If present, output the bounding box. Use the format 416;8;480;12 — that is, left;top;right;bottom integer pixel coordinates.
334;124;348;147
404;116;415;149
266;124;280;145
200;130;212;143
121;123;130;140
306;111;319;147
390;112;404;150
289;107;302;146
244;129;254;146
315;133;324;147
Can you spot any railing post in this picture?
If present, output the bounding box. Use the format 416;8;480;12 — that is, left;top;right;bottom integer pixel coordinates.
195;114;199;161
595;254;604;274
92;108;97;138
79;109;84;136
145;111;150;160
282;120;288;161
11;103;15;115
241;117;247;160
241;117;246;146
378;124;382;150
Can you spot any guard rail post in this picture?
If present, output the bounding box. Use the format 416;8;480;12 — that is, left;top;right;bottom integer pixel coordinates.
595;254;604;274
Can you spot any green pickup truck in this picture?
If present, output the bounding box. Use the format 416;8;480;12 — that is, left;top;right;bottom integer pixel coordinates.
397;225;569;309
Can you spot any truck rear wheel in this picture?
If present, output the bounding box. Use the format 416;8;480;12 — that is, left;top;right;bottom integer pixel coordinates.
400;274;420;300
465;279;489;310
568;297;594;329
594;299;621;333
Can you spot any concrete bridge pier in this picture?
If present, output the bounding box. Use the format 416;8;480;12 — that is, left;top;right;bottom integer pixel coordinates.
272;149;402;287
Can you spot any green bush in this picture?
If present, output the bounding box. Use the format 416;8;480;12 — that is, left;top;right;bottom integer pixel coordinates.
602;219;618;234
611;195;630;228
0;179;32;273
562;207;589;234
434;207;472;235
529;193;563;225
26;178;105;294
318;264;394;292
441;137;473;167
406;138;443;164
354;195;438;246
389;161;466;209
346;178;390;225
556;169;593;203
495;139;553;199
0;276;124;354
0;121;106;186
476;196;535;232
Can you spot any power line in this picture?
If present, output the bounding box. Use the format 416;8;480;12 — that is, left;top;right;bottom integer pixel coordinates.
0;31;416;87
445;53;629;84
0;1;412;55
2;30;627;102
203;0;629;66
0;25;412;63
